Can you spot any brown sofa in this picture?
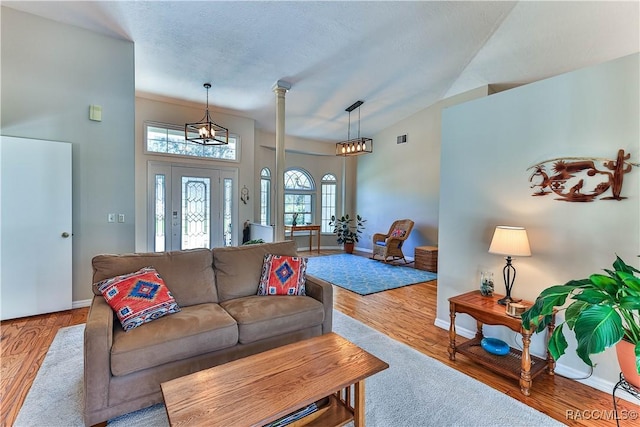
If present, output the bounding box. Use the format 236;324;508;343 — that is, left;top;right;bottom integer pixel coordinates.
84;241;333;426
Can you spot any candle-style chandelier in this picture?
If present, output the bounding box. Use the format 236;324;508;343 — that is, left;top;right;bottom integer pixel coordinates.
185;83;229;145
335;100;373;156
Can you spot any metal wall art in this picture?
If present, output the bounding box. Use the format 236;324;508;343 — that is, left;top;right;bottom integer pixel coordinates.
528;149;638;202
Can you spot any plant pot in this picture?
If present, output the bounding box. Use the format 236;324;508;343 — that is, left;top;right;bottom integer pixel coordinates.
344;242;355;254
616;339;640;389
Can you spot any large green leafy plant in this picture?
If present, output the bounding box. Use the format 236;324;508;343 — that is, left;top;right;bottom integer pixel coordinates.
329;214;366;244
521;256;640;374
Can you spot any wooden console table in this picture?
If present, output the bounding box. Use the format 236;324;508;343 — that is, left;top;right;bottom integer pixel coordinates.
285;224;321;253
448;290;555;396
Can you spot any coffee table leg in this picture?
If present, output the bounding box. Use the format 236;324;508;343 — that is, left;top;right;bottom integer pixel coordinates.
354;380;365;427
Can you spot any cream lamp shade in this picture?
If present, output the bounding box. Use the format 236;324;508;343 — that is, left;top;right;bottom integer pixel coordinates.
488;226;531;306
488;226;531;257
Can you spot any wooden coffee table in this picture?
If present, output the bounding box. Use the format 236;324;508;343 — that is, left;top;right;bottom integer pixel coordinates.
161;332;388;426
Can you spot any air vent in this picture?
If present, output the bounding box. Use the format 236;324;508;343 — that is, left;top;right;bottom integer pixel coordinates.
397;134;407;144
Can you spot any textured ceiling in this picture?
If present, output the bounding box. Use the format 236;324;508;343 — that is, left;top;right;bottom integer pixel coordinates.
3;1;639;142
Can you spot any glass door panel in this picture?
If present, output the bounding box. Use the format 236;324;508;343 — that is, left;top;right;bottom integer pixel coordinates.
171;167;219;251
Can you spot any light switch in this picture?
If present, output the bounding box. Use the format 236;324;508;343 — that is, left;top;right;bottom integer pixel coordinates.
89;105;102;122
118;214;125;223
108;213;116;223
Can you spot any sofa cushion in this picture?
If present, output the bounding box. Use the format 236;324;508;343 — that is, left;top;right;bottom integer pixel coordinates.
213;241;298;302
96;267;180;331
220;295;324;344
92;249;217;306
110;303;237;376
257;254;308;296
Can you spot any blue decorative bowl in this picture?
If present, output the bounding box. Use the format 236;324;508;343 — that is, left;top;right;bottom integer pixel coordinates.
480;337;510;356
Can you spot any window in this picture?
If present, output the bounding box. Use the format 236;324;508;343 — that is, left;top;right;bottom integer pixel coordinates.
284;168;315;225
145;123;238;161
321;174;337;233
260;168;271;225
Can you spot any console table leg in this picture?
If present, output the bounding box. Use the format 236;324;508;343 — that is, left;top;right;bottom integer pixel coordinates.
475;320;484;340
520;330;532;396
546;315;556;375
448;304;456;361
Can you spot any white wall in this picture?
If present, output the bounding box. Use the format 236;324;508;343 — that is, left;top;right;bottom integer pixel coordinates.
356;87;490;255
439;54;639;392
1;7;135;303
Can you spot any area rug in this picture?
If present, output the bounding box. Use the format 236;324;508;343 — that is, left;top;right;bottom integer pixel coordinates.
305;253;437;295
14;311;564;427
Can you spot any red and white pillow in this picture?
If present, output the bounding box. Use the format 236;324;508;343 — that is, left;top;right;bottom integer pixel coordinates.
96;267;180;331
257;254;308;296
390;228;406;238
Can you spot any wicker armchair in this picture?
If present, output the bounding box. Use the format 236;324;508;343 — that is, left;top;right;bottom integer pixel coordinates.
371;219;415;263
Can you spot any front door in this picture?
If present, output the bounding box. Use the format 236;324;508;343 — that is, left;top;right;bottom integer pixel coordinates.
148;163;237;251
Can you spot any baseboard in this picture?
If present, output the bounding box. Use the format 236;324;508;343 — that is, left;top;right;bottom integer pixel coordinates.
72;299;92;309
434;317;638;404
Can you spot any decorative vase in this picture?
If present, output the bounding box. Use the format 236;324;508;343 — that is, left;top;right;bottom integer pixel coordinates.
344;242;355;254
616;339;640;389
480;271;494;296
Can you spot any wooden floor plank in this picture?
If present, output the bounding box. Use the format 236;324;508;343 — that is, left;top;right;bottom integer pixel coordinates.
0;253;637;427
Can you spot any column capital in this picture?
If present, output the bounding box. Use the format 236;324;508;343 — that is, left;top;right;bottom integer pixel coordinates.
272;80;292;93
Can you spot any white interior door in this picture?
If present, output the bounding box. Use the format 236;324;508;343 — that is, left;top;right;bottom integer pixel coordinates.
1;136;72;320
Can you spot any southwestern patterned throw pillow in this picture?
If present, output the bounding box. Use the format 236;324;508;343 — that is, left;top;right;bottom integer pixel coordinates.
390;228;406;238
257;254;308;296
96;267;180;331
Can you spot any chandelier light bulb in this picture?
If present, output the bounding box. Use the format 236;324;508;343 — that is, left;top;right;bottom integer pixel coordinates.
357;142;362;151
363;141;367;150
341;145;346;154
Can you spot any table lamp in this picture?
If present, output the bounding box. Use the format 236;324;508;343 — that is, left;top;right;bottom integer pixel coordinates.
488;226;531;305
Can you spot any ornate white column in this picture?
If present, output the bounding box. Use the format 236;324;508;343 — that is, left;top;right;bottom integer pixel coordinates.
272;80;291;242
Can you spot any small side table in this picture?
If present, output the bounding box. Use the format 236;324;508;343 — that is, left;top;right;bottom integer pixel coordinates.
612;373;640;427
448;290;555;396
284;225;321;253
415;246;438;272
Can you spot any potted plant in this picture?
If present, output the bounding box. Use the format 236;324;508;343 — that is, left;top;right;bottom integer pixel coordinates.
521;255;640;387
329;214;366;254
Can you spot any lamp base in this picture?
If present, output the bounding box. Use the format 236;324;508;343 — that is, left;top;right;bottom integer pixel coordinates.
497;295;522;306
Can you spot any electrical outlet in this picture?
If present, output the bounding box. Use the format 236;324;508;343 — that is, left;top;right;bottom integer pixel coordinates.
108;213;116;223
118;214;125;223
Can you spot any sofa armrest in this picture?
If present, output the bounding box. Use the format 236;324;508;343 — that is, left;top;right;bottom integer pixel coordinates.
305;274;333;334
84;295;114;419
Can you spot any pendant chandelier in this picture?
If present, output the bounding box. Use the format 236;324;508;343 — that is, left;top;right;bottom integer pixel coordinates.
185;83;229;145
335;100;373;156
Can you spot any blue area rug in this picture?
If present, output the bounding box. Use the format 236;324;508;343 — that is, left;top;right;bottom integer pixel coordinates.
306;254;437;295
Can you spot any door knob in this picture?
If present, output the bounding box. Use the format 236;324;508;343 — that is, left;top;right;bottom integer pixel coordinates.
61;232;70;238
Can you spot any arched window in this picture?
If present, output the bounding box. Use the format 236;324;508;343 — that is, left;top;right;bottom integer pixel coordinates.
284;168;315;225
321;173;337;233
260;168;271;225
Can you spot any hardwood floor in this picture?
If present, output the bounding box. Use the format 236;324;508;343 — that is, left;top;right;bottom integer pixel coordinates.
1;250;637;426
